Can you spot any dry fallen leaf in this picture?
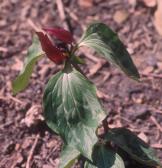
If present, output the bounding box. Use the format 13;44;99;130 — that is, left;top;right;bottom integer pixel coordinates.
78;0;93;8
143;0;157;7
154;0;162;36
113;10;129;24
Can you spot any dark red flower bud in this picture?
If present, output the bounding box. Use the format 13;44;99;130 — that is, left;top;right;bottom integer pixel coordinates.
36;32;66;64
43;27;74;44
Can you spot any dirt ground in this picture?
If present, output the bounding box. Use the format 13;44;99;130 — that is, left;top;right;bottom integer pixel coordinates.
0;0;162;168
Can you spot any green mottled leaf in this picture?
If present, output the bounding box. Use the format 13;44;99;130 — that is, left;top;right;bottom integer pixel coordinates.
78;22;140;80
71;54;85;64
59;145;80;168
43;63;106;160
84;145;125;168
84;161;97;168
12;35;44;95
104;128;162;167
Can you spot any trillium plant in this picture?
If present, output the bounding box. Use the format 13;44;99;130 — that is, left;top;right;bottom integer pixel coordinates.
13;22;162;168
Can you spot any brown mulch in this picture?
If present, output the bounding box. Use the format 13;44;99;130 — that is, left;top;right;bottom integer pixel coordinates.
0;0;162;168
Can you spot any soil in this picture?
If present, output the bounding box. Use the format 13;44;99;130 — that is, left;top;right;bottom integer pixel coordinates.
0;0;162;168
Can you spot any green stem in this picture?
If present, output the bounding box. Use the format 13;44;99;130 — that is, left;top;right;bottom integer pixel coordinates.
63;60;73;73
71;62;87;78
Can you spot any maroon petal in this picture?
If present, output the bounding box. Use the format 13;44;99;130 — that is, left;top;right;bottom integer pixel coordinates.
43;27;74;44
36;32;66;64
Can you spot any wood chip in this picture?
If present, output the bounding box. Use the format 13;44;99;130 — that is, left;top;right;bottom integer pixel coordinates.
154;0;162;36
143;0;157;7
78;0;93;8
138;132;149;143
0;47;8;52
21;105;44;127
151;143;162;149
97;89;109;99
128;0;137;6
142;66;154;74
43;165;53;168
113;10;129;24
157;62;162;69
88;60;106;77
11;58;23;71
150;116;162;132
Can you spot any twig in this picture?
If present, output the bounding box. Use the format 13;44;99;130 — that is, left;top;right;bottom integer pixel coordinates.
150;116;162;132
8;95;25;105
141;72;162;79
55;0;66;21
65;8;78;21
117;115;132;123
88;61;106;77
27;19;42;32
65;8;86;31
151;143;162;149
26;134;40;168
0;94;25;105
55;0;68;30
85;54;101;63
100;71;111;84
46;146;58;161
11;153;23;168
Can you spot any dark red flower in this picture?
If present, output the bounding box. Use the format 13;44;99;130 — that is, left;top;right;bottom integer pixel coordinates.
43;27;74;44
36;32;66;64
